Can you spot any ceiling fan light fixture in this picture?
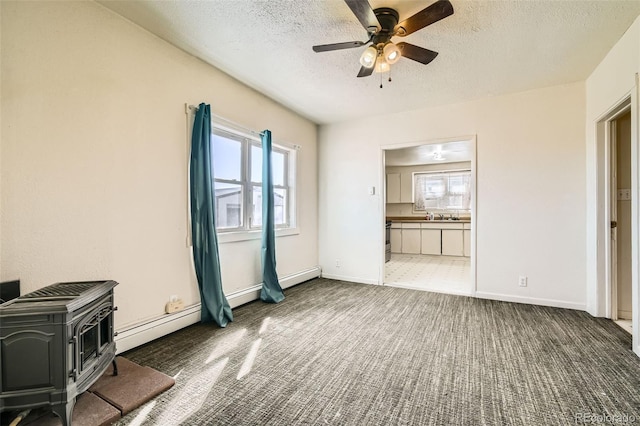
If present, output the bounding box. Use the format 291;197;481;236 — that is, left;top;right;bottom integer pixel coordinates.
375;57;390;73
311;0;454;81
359;46;377;68
383;42;401;64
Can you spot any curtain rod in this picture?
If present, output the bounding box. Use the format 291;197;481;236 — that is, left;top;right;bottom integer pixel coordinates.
187;104;300;150
188;104;263;138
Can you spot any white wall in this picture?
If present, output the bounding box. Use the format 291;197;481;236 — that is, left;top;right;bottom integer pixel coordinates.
319;82;586;309
0;1;318;330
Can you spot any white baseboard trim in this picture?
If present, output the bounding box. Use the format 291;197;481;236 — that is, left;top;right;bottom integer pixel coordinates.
115;266;321;354
320;272;379;285
474;291;586;311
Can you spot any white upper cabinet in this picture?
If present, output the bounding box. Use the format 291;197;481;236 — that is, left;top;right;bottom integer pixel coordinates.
386;173;401;203
400;173;413;203
386;173;413;204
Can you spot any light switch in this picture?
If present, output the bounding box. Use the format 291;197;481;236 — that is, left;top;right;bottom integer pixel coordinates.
617;189;631;201
368;186;375;195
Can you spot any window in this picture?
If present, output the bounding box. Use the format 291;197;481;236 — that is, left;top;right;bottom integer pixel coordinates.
413;170;471;211
211;126;295;233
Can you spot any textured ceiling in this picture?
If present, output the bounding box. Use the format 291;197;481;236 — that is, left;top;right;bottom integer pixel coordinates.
98;0;640;125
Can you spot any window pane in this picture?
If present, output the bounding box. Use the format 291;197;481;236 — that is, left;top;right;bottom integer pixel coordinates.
212;133;242;181
414;171;470;211
215;182;243;228
251;145;262;183
252;186;262;228
272;151;285;186
251;146;286;186
251;186;288;228
449;173;469;194
274;188;287;225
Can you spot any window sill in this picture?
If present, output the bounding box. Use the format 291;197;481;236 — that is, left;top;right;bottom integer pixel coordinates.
217;227;299;243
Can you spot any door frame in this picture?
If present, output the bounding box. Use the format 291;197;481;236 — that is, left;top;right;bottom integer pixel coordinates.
379;135;477;296
595;85;638;356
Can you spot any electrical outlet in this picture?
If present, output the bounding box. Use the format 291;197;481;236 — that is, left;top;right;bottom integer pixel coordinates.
519;276;528;287
336;259;341;268
165;299;184;314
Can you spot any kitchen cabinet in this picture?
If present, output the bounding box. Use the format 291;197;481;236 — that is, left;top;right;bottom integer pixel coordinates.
388;220;470;256
421;229;441;255
390;223;402;253
442;229;464;256
386;173;413;204
463;224;471;257
386;173;401;203
401;223;421;254
400;173;413;203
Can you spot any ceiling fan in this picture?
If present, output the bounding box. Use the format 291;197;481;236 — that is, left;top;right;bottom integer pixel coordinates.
312;0;454;80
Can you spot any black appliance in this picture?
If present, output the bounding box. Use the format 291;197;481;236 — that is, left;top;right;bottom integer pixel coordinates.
0;280;118;426
0;280;20;304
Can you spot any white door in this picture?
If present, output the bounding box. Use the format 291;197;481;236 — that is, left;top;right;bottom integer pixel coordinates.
613;110;633;321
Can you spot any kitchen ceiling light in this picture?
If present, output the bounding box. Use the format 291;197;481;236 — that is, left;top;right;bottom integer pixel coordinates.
359;46;377;68
383;43;401;65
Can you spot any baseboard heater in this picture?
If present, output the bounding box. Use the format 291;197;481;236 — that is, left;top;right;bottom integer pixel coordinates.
115;266;321;353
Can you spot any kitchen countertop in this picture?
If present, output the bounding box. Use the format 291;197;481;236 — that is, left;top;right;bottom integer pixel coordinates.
386;216;471;223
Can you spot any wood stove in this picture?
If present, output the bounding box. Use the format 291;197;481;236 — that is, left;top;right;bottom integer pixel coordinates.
0;280;118;426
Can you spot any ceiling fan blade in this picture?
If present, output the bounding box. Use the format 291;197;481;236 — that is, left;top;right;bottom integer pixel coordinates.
397;42;439;65
344;0;380;33
395;0;454;37
357;66;374;78
312;41;366;52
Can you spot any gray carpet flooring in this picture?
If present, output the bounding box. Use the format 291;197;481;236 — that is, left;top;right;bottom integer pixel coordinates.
116;278;640;425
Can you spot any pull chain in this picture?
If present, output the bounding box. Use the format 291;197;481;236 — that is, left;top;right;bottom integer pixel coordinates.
379;68;393;88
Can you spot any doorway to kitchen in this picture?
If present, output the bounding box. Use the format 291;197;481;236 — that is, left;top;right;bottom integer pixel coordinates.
380;136;477;296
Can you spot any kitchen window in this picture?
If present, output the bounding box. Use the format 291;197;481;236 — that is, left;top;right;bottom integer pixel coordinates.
413;170;471;211
212;126;296;235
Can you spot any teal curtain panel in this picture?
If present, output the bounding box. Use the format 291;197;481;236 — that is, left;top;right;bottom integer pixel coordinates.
260;130;285;303
189;103;233;327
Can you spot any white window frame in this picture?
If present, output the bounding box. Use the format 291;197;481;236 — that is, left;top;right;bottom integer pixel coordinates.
211;123;298;243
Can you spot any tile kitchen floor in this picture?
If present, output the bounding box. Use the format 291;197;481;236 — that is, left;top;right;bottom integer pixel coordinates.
385;254;471;296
